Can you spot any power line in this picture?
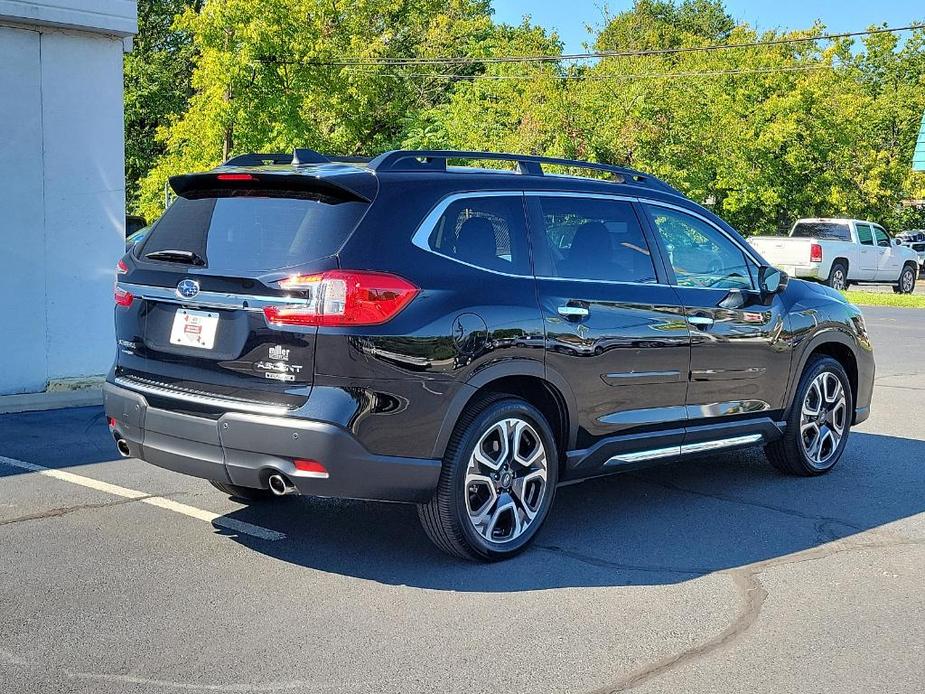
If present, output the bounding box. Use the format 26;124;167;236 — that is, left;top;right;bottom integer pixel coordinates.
267;23;923;67
342;63;837;82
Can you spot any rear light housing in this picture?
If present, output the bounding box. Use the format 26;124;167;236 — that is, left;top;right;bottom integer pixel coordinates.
810;243;823;263
293;459;329;479
114;260;133;306
264;270;419;327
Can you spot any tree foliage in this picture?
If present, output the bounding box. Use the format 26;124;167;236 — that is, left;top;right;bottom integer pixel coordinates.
129;0;925;234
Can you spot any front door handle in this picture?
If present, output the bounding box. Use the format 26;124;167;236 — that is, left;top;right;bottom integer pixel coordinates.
687;315;714;328
558;305;589;319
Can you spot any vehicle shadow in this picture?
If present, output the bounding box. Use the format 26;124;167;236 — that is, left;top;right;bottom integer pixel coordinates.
0;406;115;475
215;431;925;590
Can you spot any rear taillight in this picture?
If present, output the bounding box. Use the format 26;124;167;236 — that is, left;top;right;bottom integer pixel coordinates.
114;285;134;307
263;270;419;327
114;260;133;306
810;243;823;263
293;459;329;478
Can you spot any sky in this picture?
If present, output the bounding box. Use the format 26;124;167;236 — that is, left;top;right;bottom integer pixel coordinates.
492;1;925;54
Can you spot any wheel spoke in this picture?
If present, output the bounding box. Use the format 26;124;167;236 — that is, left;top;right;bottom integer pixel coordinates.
464;416;548;544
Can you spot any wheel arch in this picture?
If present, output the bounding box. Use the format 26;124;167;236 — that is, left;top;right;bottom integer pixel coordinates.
784;330;859;421
431;361;578;471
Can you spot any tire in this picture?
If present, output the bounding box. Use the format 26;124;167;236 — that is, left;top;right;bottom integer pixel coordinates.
765;356;853;476
209;479;275;502
417;396;559;561
825;262;848;291
893;264;916;294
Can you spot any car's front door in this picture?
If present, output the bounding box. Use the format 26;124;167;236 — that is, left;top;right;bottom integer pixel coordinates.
527;194;691;470
856;223;879;277
872;226;900;281
641;203;791;442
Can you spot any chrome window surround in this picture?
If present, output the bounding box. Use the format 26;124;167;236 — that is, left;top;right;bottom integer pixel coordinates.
116;282;310;312
409;190;761;286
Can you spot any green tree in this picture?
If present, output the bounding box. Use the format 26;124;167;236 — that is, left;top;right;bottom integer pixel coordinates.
124;0;201;213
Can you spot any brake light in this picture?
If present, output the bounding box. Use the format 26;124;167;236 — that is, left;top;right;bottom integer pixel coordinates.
810;243;823;263
116;259;128;274
114;285;134;307
263;270;419;327
216;173;256;181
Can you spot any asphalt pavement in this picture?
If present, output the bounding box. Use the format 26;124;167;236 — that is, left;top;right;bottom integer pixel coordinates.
1;306;923;693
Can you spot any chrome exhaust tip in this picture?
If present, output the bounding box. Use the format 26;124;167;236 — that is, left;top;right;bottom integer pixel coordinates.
267;473;296;496
116;439;131;458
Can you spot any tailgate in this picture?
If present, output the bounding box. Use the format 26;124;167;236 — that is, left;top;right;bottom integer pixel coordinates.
114;174;371;411
749;236;813;266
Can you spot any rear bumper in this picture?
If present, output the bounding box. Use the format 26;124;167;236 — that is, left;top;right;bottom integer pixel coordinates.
103;382;441;503
779;264;823;280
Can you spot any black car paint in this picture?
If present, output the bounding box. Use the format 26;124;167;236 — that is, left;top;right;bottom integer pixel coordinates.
108;161;875;500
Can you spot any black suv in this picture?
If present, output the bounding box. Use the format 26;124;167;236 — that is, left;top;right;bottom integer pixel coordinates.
106;149;874;561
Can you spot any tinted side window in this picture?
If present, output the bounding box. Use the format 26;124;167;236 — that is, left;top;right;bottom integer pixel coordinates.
644;205;754;290
426;196;529;274
873;227;891;248
856;224;873;246
534;197;657;283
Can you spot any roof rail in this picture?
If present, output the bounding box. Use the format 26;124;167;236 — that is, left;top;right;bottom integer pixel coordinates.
368;150;673;191
222;148;331;168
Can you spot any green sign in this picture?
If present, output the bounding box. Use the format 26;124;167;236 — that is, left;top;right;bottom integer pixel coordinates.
916;110;925;171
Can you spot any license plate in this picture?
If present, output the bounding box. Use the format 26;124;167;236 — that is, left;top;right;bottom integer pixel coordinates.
170;309;219;349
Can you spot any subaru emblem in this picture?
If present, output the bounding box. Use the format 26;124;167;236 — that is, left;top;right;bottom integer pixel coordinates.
176;279;200;299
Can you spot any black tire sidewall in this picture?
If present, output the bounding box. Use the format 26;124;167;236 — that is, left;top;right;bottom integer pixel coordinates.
828;263;847;290
446;399;559;560
900;266;916;294
789;357;853;474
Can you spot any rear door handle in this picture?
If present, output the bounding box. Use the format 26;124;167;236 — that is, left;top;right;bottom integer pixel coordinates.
687;315;714;328
558;305;589;319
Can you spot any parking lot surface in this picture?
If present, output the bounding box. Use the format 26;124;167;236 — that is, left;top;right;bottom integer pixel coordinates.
1;306;923;693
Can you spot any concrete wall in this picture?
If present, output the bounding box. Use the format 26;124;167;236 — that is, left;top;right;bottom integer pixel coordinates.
0;24;127;395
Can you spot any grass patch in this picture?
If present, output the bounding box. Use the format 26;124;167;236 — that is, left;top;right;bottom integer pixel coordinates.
841;290;925;309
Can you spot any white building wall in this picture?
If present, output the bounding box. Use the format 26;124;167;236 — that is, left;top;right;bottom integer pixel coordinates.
0;21;128;396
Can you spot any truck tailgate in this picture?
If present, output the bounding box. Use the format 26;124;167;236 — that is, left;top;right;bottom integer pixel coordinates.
749;236;813;266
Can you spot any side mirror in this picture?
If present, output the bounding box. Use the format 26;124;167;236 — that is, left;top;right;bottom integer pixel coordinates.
757;265;784;295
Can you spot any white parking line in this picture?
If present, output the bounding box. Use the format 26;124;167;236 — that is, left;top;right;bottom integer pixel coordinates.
0;455;286;542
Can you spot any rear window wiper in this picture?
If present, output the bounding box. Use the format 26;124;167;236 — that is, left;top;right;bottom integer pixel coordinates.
144;249;206;266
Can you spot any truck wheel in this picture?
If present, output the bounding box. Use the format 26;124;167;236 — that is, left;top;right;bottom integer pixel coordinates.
417;396;558;561
893;264;916;294
209;480;274;502
765;356;853;476
826;262;848;291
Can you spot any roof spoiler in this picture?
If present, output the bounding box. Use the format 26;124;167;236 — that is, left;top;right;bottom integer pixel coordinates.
168;171;373;203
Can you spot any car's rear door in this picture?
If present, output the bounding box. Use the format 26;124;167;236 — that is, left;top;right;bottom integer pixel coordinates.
115;173;372;412
527;193;691;472
641;203;791;443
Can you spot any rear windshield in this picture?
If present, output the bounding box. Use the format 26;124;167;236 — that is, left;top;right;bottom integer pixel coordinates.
791;222;851;241
139;191;368;272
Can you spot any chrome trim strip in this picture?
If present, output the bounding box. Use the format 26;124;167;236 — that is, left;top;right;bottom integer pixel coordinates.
605;433;763;466
113;376;292;416
681;434;763;455
118;283;310;311
607;446;681;465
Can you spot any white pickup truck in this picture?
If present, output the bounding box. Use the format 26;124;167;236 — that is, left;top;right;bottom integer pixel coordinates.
750;218;919;294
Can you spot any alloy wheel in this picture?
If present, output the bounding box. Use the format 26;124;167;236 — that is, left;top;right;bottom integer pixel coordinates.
901;268;914;293
832;269;846;291
464;418;548;544
800;371;847;468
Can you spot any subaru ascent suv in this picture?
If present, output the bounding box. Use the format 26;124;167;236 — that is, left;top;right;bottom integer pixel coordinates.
105;149;874;561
